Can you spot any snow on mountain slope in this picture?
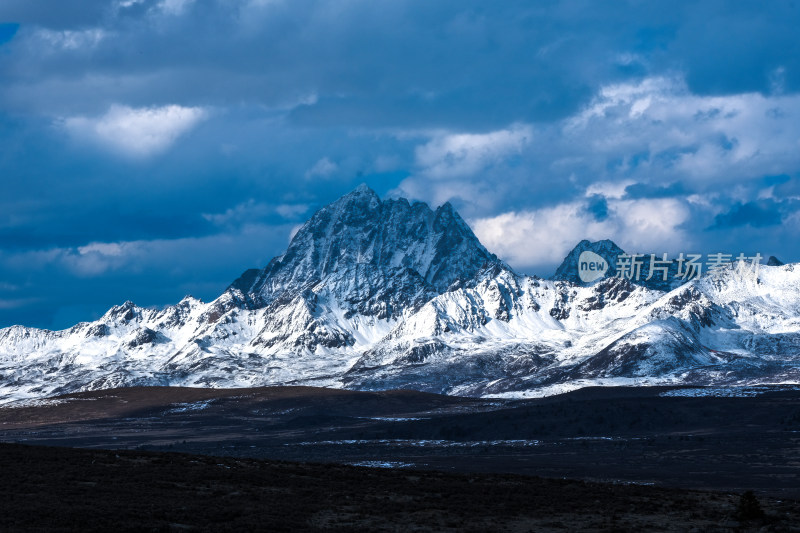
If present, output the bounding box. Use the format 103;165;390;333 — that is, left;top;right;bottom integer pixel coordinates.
1;186;799;402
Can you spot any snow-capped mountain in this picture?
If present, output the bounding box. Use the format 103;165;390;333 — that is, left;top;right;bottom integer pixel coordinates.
216;183;503;321
1;185;799;403
550;238;694;292
551;238;626;284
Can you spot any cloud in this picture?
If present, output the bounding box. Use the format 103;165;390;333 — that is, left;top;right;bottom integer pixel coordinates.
413;124;531;180
471;203;615;270
624;182;688;199
62;104;208;158
78;242;125;257
203;200;309;228
563;76;800;186
158;0;196;15
0;297;41;310
8;227;292;279
392;124;533;213
305;157;338;179
32;28;108;50
612;197;692;252
472;196;691;271
585;180;635;200
709;200;783;229
275;203;309;219
203;200;274;228
586;195;609;221
3;241;134;277
0;221;296;328
397;73;800;216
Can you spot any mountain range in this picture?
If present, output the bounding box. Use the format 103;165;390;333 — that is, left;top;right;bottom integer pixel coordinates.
1;184;799;403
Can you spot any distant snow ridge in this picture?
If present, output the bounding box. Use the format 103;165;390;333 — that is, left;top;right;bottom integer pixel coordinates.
1;185;799;403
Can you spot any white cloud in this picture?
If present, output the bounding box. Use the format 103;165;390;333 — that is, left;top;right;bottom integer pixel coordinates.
394;179;499;214
472;203;614;269
275;203;309;219
158;0;196;15
1;223;296;280
0;298;41;310
392;124;533;214
770;66;787;95
611;197;691;252
9;243;135;278
63;104;208;158
471;196;691;272
203;200;273;227
245;0;284;8
396;75;800;217
568;75;800;183
305;157;338;179
34;28;108;50
203;200;309;227
413;124;532;180
786;210;800;229
78;242;125;257
585;180;635;199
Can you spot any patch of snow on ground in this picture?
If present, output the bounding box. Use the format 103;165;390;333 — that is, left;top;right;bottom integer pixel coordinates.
165;400;214;413
348;461;415;468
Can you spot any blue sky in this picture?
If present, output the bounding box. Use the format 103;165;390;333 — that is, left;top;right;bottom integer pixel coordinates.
1;0;799;329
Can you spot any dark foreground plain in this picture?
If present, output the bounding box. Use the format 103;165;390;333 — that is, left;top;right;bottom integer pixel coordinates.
1;385;800;530
2;385;800;496
1;442;799;532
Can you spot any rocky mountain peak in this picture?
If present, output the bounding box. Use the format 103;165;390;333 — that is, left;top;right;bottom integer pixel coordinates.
226;185;504;311
552;239;625;285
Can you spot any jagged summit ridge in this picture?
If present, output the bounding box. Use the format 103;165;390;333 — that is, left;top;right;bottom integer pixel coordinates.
227;185;504;314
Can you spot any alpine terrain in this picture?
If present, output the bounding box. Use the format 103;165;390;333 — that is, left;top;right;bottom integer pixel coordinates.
1;185;799;403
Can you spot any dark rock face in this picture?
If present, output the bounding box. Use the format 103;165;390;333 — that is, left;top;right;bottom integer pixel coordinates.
767;256;785;266
85;324;109;338
226;184;505;318
107;301;139;323
578;277;633;312
549;284;572;321
127;328;159;348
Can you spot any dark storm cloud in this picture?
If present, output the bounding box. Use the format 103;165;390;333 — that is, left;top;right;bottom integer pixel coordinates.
668;1;800;95
0;0;799;328
0;1;792;124
586;195;609;221
624;182;689;199
709;200;784;230
772;175;800;197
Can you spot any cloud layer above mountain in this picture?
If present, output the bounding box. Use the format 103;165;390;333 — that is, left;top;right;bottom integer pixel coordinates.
1;0;799;328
